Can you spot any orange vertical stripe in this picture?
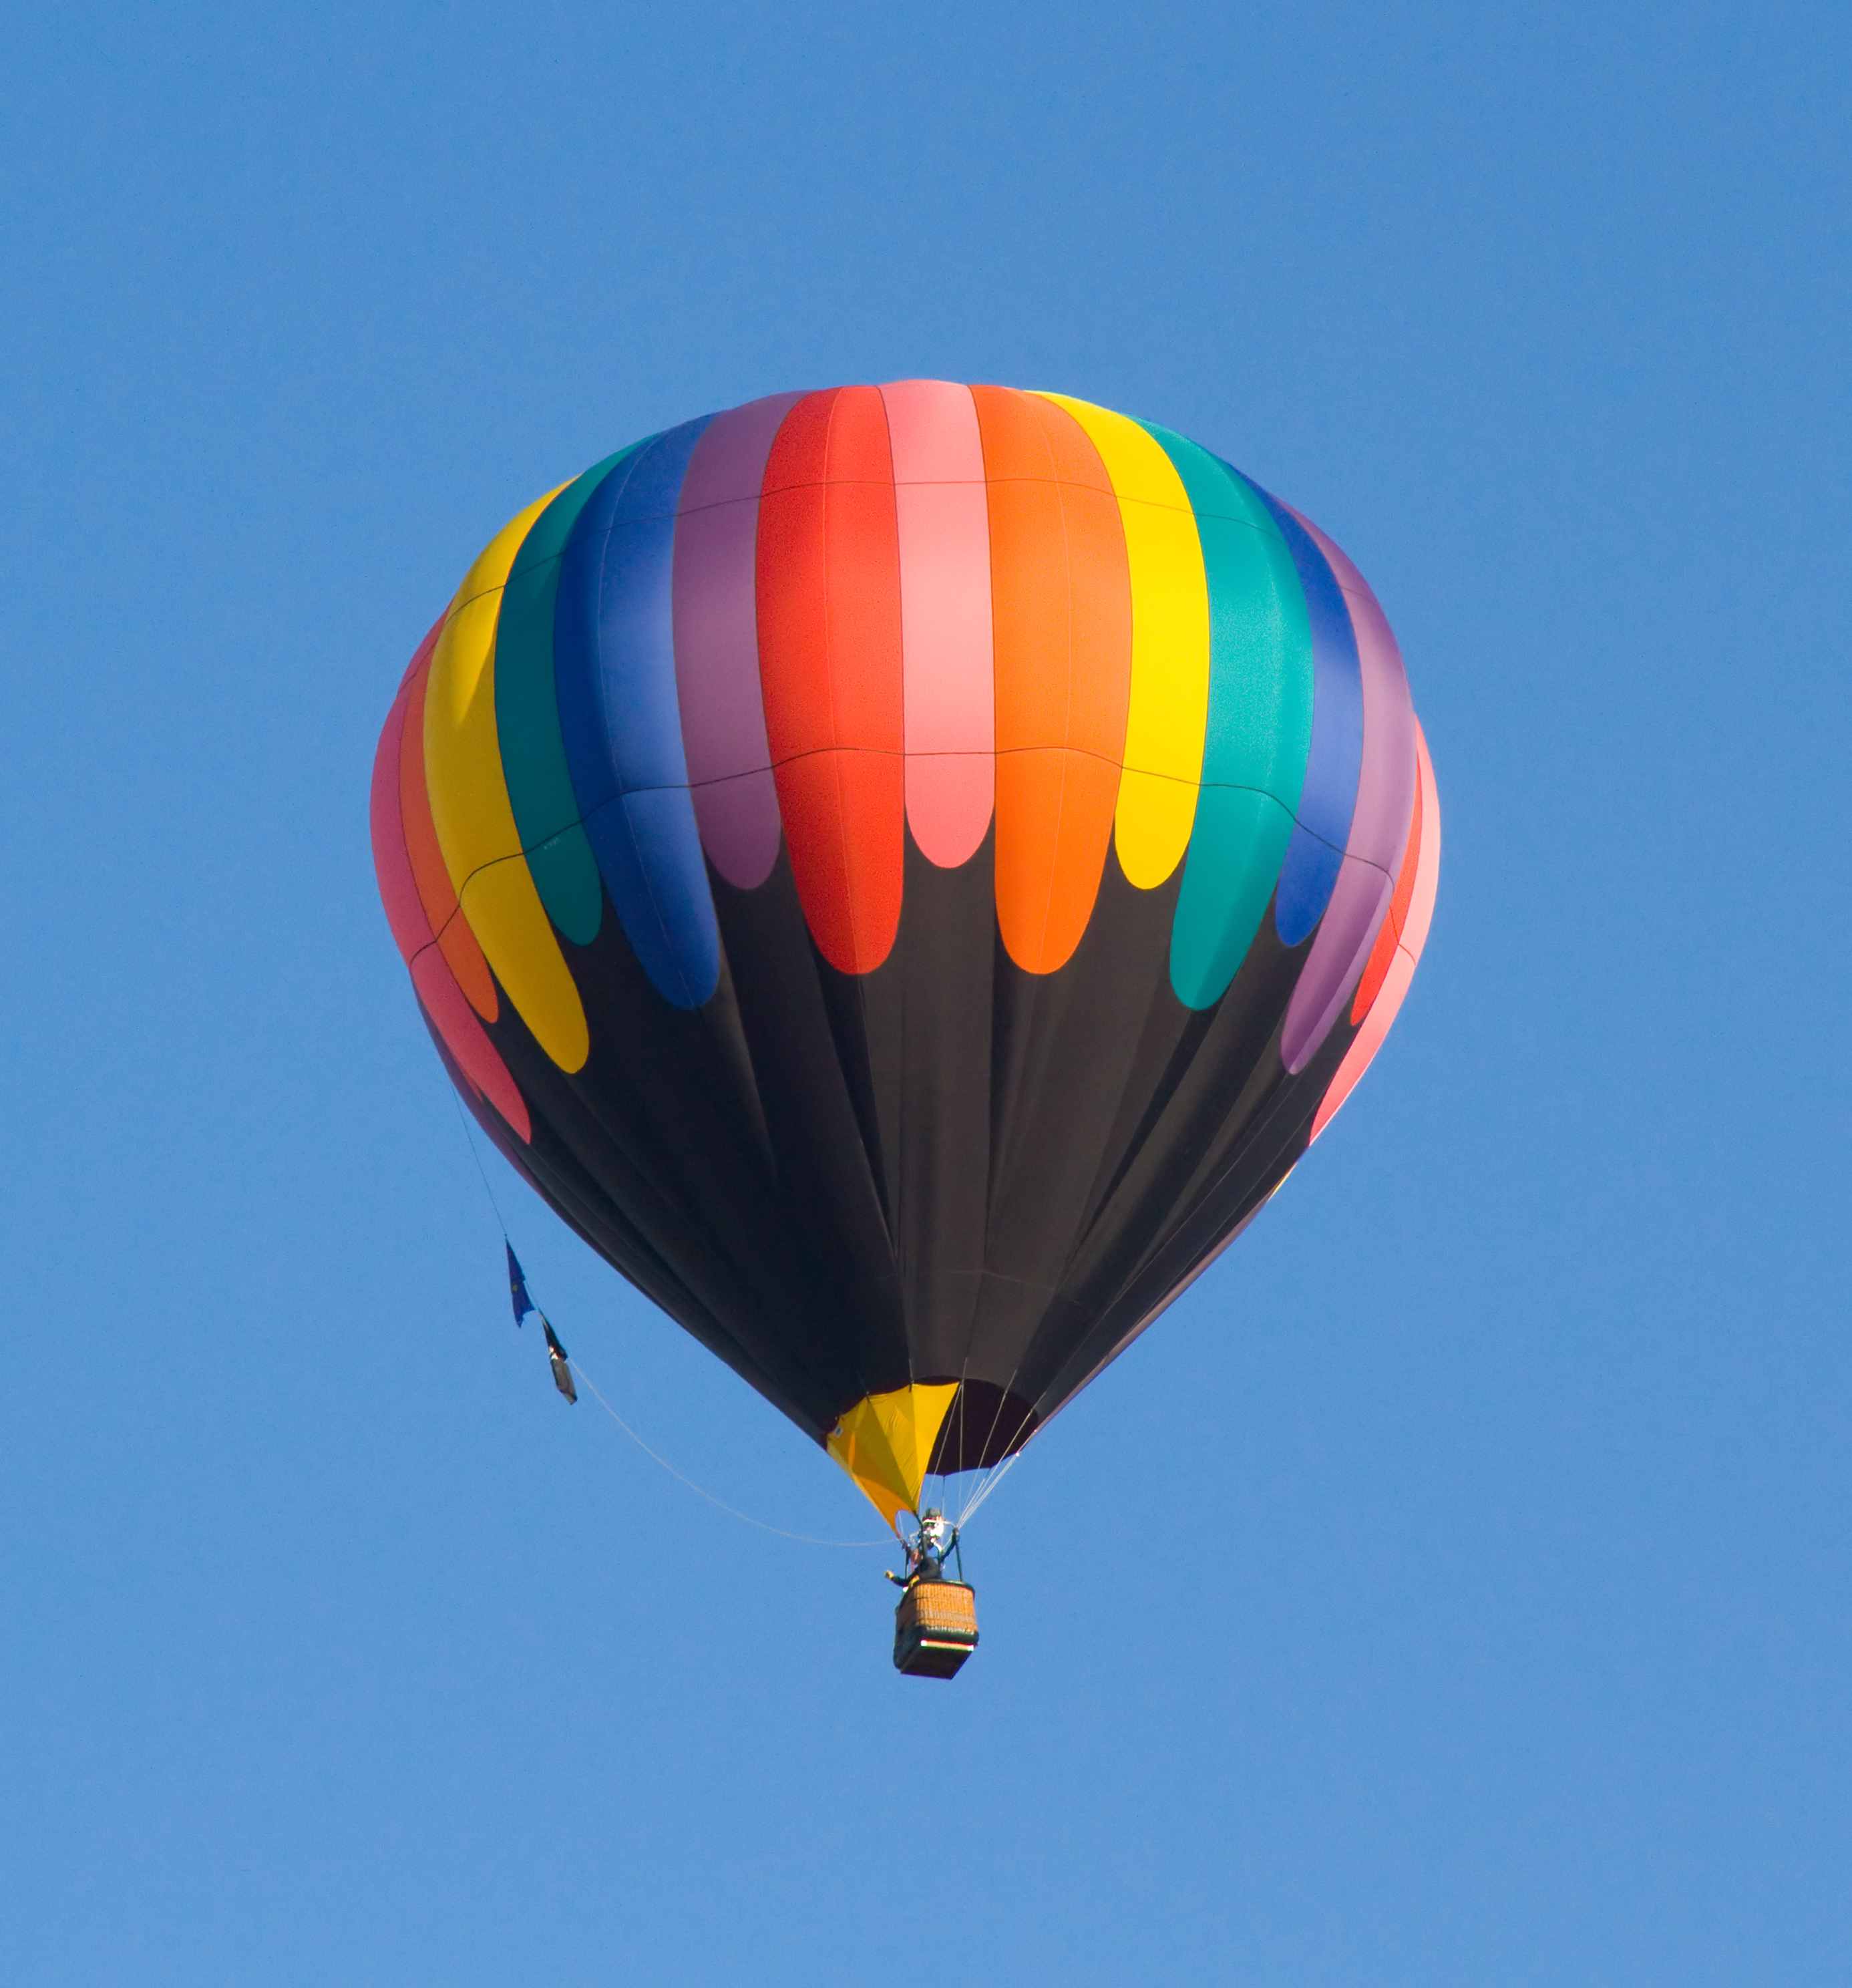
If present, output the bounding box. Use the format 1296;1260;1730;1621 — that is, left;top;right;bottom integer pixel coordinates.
971;385;1132;974
399;650;499;1020
757;387;906;975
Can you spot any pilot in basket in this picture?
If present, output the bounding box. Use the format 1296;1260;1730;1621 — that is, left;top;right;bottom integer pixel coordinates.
886;1509;979;1678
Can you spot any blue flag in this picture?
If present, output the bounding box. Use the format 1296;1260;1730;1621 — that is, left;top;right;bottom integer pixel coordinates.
507;1243;536;1327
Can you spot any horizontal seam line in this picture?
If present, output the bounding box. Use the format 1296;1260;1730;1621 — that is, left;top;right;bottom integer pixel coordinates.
408;758;1386;979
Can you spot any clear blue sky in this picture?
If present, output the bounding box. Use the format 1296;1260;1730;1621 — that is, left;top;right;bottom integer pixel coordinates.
3;2;1845;1981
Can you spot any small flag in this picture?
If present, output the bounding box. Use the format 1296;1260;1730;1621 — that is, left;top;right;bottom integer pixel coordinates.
507;1242;536;1327
542;1317;577;1404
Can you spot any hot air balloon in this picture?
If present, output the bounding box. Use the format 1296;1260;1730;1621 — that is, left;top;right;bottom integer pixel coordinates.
369;380;1440;1552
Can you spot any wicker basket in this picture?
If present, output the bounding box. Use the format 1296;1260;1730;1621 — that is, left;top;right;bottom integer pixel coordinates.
894;1579;979;1678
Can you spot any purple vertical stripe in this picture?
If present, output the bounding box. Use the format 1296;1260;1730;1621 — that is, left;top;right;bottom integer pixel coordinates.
1281;509;1420;1073
673;391;807;888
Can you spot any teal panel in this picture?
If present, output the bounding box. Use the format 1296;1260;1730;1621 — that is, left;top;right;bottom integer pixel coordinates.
494;440;650;945
1139;422;1316;1007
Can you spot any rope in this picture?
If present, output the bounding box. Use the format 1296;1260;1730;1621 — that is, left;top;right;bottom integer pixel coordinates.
447;1087;512;1236
566;1356;884;1549
445;1086;887;1552
955;1447;1024;1530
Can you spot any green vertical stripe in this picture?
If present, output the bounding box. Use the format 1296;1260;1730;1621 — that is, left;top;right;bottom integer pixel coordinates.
494;441;649;945
1139;421;1315;1007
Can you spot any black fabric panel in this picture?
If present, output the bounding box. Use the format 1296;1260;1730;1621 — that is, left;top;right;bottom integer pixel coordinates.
425;1007;826;1439
864;828;997;1380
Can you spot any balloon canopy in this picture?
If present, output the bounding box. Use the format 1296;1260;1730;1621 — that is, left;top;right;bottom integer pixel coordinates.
369;381;1440;1531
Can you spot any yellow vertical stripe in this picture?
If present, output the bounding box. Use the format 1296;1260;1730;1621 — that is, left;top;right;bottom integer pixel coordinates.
1035;394;1212;888
424;490;591;1074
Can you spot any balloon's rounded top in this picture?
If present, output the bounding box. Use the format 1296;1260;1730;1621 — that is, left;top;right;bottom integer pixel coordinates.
371;381;1440;1532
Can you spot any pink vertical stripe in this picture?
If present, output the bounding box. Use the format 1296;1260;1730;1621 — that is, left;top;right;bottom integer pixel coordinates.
672;391;807;889
1398;725;1442;963
880;379;996;868
1309;725;1441;1142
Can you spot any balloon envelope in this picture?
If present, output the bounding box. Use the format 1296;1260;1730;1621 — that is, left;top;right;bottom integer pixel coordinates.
369;381;1440;1530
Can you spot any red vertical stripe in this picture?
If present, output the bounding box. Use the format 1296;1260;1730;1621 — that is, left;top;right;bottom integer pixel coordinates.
755;387;906;975
371;621;531;1141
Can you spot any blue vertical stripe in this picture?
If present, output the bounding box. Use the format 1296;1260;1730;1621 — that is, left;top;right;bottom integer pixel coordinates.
554;416;720;1008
